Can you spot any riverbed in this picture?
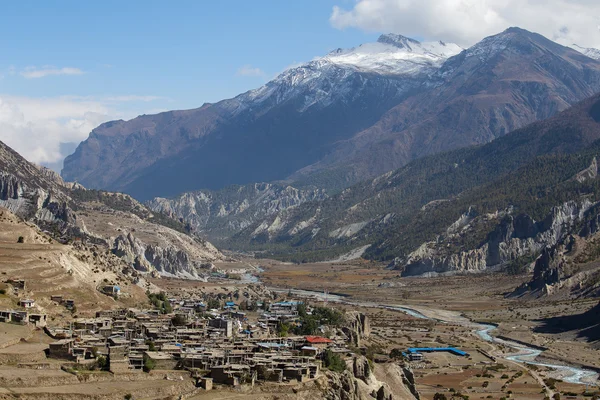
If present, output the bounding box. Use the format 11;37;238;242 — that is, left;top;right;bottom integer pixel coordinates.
273;287;599;385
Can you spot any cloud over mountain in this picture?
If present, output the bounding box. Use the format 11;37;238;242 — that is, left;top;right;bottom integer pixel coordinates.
0;94;165;169
330;0;600;49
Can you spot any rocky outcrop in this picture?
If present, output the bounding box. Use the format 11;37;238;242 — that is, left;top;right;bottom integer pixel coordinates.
147;183;327;241
375;386;393;400
324;357;419;400
325;370;363;400
573;157;598;183
401;365;420;400
144;244;195;278
352;356;371;383
110;229;220;279
112;233;153;272
511;233;600;298
395;200;597;276
343;312;371;346
531;245;568;289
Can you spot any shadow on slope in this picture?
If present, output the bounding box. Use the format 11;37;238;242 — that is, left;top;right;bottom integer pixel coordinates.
533;302;600;343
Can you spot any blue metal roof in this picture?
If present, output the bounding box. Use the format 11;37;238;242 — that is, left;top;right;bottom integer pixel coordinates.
225;301;235;306
407;347;469;356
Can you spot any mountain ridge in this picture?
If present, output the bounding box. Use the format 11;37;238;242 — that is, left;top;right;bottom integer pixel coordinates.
63;28;600;201
192;93;600;274
290;27;600;187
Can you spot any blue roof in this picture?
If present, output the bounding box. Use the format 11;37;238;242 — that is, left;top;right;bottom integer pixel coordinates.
407;347;469;356
225;302;235;306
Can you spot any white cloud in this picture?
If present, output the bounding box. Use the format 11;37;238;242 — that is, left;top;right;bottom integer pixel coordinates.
330;0;600;49
20;66;85;79
102;95;169;102
236;64;266;77
0;94;165;167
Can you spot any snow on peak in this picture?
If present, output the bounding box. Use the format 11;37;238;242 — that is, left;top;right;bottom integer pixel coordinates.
571;44;600;60
321;34;463;76
222;34;462;113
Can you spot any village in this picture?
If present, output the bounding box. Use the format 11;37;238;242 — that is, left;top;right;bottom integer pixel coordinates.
1;263;598;400
0;276;371;393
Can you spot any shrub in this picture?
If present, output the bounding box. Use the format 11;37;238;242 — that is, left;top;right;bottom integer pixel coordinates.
389;348;403;359
323;349;345;372
171;314;187;326
143;354;156;372
17;236;24;243
96;355;108;370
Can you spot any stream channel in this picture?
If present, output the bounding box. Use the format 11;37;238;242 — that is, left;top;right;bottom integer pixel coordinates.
270;287;599;385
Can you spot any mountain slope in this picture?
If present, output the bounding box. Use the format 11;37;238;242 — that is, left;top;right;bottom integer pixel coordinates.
0;207;149;315
213;93;600;271
292;28;600;187
63;34;461;200
0;139;222;278
146;182;327;243
63;28;600;199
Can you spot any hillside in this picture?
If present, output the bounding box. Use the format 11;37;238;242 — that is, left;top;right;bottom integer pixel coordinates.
0;140;222;279
200;93;600;281
0;206;150;320
147;182;327;242
63;28;600;199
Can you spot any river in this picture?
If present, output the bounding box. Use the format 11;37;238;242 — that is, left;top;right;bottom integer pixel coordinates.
272;287;599;385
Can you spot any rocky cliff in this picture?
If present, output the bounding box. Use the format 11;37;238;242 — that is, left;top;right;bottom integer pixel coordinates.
0;139;222;279
324;356;418;400
343;312;371;346
146;182;327;242
394;200;596;276
512;220;600;299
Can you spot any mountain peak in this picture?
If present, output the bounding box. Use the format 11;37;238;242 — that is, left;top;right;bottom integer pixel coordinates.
377;33;421;49
502;26;530;35
464;26;570;61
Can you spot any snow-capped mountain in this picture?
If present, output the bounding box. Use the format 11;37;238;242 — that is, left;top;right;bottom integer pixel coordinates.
64;33;462;199
324;34;462;75
222;34;461;114
63;28;600;203
572;44;600;60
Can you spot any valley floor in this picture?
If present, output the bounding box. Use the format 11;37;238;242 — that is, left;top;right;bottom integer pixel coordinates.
257;258;600;399
1;249;598;399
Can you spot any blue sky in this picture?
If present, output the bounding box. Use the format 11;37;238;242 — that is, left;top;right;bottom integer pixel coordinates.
1;1;377;107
